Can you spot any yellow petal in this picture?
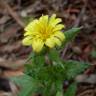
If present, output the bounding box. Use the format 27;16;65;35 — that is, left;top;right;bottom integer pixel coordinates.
37;15;49;31
52;18;62;25
22;36;32;45
24;31;39;36
53;24;64;32
32;39;44;52
49;14;56;25
25;19;38;32
45;38;55;48
52;37;62;46
49;15;62;27
54;31;65;41
39;15;48;25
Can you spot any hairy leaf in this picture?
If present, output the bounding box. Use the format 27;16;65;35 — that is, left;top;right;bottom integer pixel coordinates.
64;27;81;44
10;74;38;96
64;60;90;79
64;83;77;96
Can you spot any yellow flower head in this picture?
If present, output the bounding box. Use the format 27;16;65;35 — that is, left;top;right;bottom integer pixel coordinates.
22;14;65;52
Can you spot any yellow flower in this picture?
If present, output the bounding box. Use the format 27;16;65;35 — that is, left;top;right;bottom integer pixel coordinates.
22;14;65;52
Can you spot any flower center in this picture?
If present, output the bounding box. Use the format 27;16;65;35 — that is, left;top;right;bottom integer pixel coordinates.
40;30;50;41
39;25;53;41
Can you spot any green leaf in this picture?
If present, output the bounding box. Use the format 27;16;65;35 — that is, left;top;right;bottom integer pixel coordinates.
64;60;90;79
64;27;81;43
48;49;60;61
25;52;34;64
24;53;45;75
56;91;63;96
34;54;45;67
48;49;64;69
56;81;63;96
10;74;32;87
64;83;77;96
18;84;34;96
10;74;38;96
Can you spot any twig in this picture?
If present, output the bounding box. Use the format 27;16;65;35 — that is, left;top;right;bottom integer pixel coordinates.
61;43;70;59
1;0;25;28
73;5;86;27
